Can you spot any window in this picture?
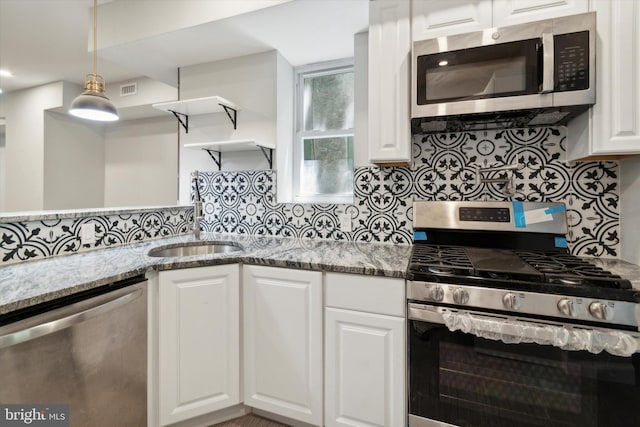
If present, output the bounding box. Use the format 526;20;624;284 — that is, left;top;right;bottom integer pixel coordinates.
294;60;354;203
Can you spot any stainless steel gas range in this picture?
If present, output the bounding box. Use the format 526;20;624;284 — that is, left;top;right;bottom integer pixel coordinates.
407;201;640;427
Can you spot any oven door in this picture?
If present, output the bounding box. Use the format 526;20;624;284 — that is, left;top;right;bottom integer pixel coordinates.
408;303;640;427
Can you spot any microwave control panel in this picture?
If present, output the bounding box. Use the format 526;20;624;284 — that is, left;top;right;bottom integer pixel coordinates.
554;31;589;92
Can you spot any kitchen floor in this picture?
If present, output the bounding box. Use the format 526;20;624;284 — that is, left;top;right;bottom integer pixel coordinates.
211;414;290;427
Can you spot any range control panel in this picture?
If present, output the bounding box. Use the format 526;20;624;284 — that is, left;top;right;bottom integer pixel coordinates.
459;207;511;223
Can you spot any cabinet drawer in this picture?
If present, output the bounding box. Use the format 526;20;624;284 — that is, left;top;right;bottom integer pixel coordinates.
325;272;405;317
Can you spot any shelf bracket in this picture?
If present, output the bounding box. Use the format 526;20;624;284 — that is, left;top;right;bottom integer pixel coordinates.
169;110;189;133
259;146;274;169
220;104;237;129
203;149;222;171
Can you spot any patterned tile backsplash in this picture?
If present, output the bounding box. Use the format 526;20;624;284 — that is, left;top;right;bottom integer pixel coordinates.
0;126;620;266
0;207;192;266
198;127;620;257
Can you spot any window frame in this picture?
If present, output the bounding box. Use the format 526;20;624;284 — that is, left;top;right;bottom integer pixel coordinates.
293;58;355;204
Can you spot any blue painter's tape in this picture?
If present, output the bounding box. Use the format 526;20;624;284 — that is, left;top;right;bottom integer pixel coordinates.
512;201;526;228
544;205;566;215
413;231;428;241
555;237;568;248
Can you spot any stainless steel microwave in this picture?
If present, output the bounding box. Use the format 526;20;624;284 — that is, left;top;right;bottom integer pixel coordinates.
411;12;596;132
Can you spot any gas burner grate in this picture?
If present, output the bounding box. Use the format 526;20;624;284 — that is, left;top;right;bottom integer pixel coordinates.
514;251;632;289
409;245;474;276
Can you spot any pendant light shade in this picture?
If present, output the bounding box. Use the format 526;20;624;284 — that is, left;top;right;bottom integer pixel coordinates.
69;0;118;122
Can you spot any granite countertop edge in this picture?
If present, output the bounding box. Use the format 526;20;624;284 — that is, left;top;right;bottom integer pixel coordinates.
0;233;412;316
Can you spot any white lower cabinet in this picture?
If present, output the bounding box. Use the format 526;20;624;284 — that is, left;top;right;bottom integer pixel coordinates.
158;264;240;426
243;265;324;426
325;308;405;427
324;273;406;427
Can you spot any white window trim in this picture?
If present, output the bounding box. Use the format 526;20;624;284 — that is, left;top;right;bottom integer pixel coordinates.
293;58;355;205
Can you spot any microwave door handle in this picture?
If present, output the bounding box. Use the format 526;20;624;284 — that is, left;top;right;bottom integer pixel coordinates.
541;33;555;93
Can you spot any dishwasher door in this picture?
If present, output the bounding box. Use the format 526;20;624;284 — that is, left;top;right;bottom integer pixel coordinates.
0;279;147;427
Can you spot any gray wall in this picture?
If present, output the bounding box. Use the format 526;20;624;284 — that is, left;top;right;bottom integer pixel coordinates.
43;111;105;210
620;157;640;264
104;116;178;207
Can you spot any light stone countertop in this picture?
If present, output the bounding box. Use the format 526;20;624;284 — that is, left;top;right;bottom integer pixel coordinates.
0;233;413;316
2;233;639;317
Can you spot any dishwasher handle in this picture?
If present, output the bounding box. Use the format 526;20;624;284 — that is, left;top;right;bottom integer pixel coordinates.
0;284;144;349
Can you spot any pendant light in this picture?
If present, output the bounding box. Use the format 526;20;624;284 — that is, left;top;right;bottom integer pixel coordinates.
69;0;118;121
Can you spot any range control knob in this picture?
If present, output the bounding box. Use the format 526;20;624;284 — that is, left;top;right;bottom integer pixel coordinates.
588;302;611;320
557;298;576;317
429;285;444;302
502;293;521;310
452;288;469;305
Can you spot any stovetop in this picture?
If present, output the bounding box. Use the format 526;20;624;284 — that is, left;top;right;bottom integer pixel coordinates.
408;201;640;328
407;244;636;302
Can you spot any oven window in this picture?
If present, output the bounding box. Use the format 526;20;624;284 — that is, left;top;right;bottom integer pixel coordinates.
409;320;640;427
416;39;541;105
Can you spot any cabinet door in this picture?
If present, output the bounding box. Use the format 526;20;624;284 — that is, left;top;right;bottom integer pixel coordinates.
368;0;411;164
158;265;240;426
243;266;323;426
567;0;640;159
325;308;406;427
589;0;640;155
493;0;589;27
412;0;492;41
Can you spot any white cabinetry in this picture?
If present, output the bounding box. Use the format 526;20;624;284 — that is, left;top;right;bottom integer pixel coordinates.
567;0;640;159
243;266;323;426
412;0;491;41
412;0;589;41
492;0;588;27
368;0;412;165
324;273;406;427
158;265;240;426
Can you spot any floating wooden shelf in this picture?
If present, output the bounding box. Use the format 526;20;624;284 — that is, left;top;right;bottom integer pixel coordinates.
152;96;240;132
185;140;275;170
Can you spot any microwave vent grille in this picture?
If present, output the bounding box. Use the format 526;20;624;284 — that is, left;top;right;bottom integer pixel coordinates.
527;111;571;126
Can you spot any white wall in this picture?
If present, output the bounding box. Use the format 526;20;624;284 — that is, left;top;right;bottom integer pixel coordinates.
275;51;294;202
353;31;370;167
104;116;178;207
620;157;640;264
178;50;286;203
43;111;105;210
176;39;367;204
0;130;5;212
2;82;66;211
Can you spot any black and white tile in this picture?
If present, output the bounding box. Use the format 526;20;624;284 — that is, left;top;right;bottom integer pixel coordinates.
0;127;621;265
413;127;620;256
196;126;619;257
0;207;192;266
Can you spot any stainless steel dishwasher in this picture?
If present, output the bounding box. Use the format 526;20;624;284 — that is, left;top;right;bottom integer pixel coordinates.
0;276;147;427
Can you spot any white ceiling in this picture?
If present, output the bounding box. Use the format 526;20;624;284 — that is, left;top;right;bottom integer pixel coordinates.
0;0;369;95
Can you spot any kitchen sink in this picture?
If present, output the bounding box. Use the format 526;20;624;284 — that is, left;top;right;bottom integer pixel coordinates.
147;241;243;257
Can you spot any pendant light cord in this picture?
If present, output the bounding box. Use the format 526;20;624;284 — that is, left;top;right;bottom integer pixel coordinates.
93;0;97;77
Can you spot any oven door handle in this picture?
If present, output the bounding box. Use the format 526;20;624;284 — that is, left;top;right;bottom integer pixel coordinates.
409;303;640;357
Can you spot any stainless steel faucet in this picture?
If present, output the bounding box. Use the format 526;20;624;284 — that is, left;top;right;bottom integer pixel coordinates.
192;170;203;240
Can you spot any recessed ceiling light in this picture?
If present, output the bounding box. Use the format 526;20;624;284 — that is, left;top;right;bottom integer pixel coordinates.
0;70;13;77
0;88;3;94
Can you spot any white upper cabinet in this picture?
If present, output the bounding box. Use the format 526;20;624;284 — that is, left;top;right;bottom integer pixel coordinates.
412;0;589;41
492;0;589;27
412;0;492;41
368;0;412;165
567;0;640;159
